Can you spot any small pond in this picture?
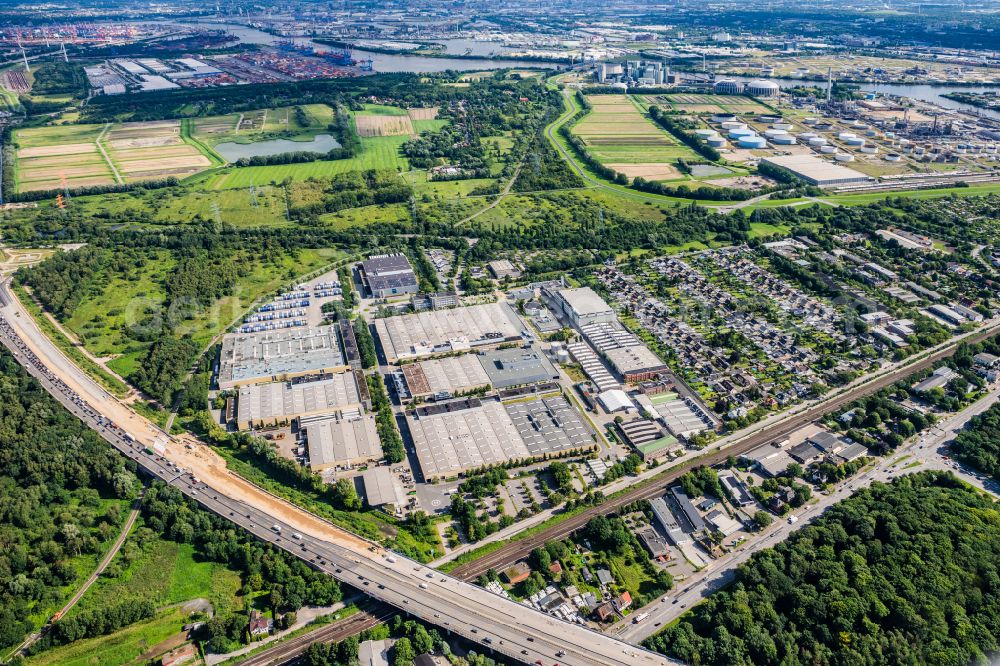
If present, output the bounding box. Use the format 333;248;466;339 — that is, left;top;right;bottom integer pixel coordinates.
214;134;341;162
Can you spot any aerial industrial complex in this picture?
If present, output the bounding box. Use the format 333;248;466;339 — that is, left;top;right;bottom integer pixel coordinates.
4;4;1000;666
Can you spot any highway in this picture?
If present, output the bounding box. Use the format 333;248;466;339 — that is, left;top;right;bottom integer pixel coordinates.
0;278;674;666
611;383;1000;643
447;317;1000;581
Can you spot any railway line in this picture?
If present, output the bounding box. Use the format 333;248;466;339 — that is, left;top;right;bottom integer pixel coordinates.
237;602;393;666
0;279;674;666
449;321;1000;580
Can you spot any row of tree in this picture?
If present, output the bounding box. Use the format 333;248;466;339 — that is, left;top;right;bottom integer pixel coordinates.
644;471;1000;665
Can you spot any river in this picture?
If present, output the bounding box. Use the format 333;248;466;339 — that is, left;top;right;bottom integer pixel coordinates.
156;20;557;73
725;74;1000;121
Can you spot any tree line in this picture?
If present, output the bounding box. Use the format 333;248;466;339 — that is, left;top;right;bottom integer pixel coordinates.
644;472;1000;665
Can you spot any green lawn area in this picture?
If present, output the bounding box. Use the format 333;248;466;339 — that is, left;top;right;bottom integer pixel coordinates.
62;246;344;372
320;202;410;229
24;608;190;666
70;538;240;618
825;182;1000;205
412;118;448;133
13;283;131;397
26;532;245;666
63;185;290;229
354;103;410;116
202;136;411;188
191;104;338;146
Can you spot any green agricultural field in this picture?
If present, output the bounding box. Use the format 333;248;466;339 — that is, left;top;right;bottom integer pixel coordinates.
570;94;698;180
648;93;774;115
412;118;449;133
354;103;411;116
203;136;411;188
191;103;338;146
13;123;105;149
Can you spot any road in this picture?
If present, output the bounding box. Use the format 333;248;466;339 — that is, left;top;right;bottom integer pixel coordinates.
9;493;144;658
612;384;1000;644
0;278;673;666
446;317;1000;580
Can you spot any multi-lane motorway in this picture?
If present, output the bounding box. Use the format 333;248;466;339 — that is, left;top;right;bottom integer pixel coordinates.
0;280;673;666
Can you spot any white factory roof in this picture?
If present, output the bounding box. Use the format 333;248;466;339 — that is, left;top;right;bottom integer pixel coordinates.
556;287;614;317
139;75;180;91
177;57;211;69
374;302;524;362
407;395;593;479
761;155;873;186
598;389;634;413
115;59;148;75
218;325;346;389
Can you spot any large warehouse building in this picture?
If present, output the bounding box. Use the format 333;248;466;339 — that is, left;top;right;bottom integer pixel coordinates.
302;411;383;471
580;321;667;382
234;371;364;429
478;346;560;389
760;155;874;188
406;395;595;480
400;354;492;399
374;302;526;363
359;253;418;298
218;325;347;389
553;287;616;329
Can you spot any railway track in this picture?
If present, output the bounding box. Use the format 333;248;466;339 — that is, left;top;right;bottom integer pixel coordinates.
449;324;1000;580
234;602;394;666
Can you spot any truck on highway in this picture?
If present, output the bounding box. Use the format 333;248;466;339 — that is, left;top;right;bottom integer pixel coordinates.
788;515;798;524
633;612;650;624
272;525;282;533
123;432;135;443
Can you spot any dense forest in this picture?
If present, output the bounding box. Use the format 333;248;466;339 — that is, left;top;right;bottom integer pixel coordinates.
16;228;291;404
950;402;1000;482
644;472;1000;665
0;344;343;655
0;349;139;651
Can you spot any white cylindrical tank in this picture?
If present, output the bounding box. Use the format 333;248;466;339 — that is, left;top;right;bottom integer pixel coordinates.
819;145;837;154
808;137;828;146
738;135;768;149
835;153;854;162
